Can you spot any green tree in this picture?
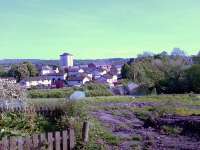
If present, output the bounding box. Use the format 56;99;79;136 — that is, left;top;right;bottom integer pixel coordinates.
185;64;200;93
8;62;38;82
121;63;132;79
23;62;38;77
121;55;189;94
8;64;30;82
0;66;7;77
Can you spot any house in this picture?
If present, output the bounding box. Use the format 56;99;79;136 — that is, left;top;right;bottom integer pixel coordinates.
0;77;17;84
46;72;67;81
114;64;122;75
109;66;118;76
82;72;93;79
41;65;59;75
20;76;51;88
67;67;84;76
97;68;107;75
88;62;111;70
92;70;101;80
67;75;91;87
79;65;88;69
96;74;118;87
51;79;65;89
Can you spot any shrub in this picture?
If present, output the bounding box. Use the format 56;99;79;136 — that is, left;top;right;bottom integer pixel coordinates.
85;90;113;97
161;125;183;135
27;88;74;98
0;80;26;100
82;83;113;97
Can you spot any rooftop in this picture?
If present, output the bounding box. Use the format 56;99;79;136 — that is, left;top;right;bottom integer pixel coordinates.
60;53;73;56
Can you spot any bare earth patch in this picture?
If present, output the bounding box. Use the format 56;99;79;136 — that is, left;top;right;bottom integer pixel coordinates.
91;102;200;150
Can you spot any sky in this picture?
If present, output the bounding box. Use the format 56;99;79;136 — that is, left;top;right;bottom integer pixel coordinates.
0;0;200;59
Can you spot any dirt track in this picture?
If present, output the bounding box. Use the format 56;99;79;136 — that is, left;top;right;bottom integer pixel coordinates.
91;102;200;150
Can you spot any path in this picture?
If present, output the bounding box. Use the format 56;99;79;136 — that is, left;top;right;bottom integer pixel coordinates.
91;102;200;150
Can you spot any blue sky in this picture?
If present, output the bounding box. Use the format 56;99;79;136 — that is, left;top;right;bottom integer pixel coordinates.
0;0;200;59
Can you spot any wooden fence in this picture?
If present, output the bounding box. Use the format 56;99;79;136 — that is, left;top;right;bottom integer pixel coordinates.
0;128;75;150
0;106;66;118
0;107;90;150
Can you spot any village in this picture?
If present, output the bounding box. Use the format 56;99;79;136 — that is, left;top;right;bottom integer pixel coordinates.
4;53;123;89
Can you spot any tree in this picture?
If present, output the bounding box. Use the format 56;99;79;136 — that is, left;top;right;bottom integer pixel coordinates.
171;48;186;57
23;62;38;77
121;63;132;79
184;64;200;93
8;62;38;82
0;66;7;77
8;64;30;82
197;51;200;56
137;51;154;58
153;56;190;93
121;54;190;94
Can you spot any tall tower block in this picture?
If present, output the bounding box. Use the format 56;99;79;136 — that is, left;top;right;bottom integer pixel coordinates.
60;53;74;68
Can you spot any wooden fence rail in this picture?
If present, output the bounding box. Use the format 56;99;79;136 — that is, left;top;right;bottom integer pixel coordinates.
0;128;75;150
0;106;66;118
0;106;65;113
0;106;90;150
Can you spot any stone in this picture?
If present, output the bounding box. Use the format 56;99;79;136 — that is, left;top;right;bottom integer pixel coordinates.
69;91;86;101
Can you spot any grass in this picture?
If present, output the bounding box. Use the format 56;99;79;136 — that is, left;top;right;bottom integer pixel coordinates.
132;135;142;141
27;88;74;98
24;94;200;149
27;98;66;108
161;125;183;135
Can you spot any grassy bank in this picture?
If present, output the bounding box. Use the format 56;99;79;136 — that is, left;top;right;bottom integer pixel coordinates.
1;94;200;149
27;83;113;98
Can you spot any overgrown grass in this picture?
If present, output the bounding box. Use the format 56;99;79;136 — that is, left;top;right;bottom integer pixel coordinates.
27;88;74;98
161;125;183;135
27;83;114;98
11;94;200;149
82;83;113;97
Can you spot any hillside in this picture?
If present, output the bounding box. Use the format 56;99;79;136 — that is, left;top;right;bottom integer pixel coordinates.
0;58;129;66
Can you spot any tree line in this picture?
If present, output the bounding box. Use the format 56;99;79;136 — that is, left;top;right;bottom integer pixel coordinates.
0;62;38;82
121;49;200;94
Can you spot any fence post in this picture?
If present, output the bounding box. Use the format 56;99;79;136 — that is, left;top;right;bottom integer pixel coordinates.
2;137;8;150
69;128;75;150
82;121;90;143
62;130;68;150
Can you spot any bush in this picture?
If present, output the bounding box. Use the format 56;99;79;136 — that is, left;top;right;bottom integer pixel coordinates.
161;125;183;135
82;83;108;91
28;88;74;98
82;83;113;97
28;84;113;98
0;81;26;100
85;90;113;97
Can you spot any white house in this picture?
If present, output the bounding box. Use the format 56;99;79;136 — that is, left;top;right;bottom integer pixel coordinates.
97;68;107;75
68;67;84;76
67;76;91;87
96;74;118;87
91;68;107;80
46;73;67;81
41;65;59;75
20;76;52;88
88;62;111;70
114;64;122;75
83;72;93;79
60;53;74;68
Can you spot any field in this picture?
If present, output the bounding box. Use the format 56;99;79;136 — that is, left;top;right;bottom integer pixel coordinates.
25;95;200;149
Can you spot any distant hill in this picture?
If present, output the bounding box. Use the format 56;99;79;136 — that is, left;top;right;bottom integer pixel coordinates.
0;58;129;66
0;59;59;66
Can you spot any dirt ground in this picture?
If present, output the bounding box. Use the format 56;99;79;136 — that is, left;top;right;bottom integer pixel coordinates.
91;101;200;150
